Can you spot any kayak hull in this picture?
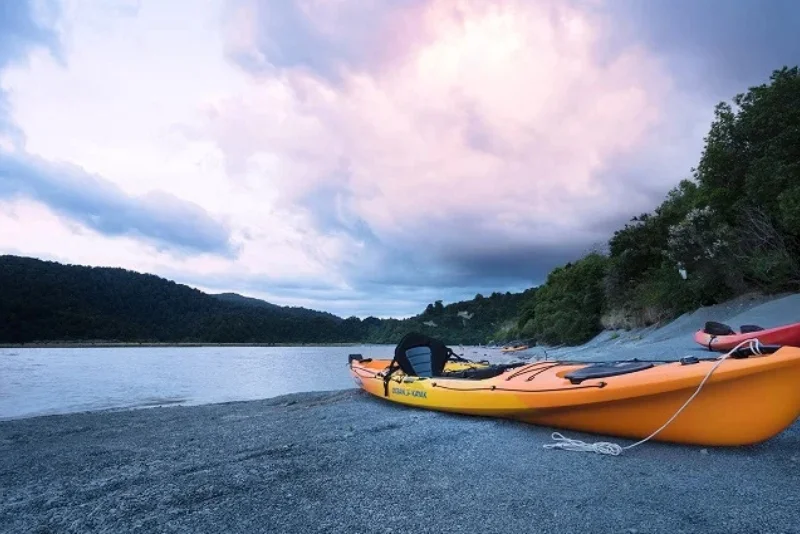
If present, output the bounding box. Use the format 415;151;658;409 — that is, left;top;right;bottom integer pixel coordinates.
694;321;800;351
349;348;800;446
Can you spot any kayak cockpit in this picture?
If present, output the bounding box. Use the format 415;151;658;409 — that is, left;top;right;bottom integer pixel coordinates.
438;363;527;380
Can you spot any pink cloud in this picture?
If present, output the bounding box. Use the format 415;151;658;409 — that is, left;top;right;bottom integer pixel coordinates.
210;0;676;283
223;0;430;82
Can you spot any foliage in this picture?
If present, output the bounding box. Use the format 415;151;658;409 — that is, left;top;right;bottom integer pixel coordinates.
731;207;800;291
530;253;608;345
0;255;532;345
362;290;535;345
693;66;800;290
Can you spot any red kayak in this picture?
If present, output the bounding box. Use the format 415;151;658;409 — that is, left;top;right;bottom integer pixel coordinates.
694;320;800;351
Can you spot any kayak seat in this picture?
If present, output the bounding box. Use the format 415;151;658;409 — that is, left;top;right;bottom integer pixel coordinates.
401;346;438;377
565;361;655;385
704;321;736;336
393;332;454;377
739;324;764;333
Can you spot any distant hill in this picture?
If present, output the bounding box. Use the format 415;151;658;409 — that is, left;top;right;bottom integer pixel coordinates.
0;255;533;345
211;292;342;322
0;255;349;344
213;292;283;309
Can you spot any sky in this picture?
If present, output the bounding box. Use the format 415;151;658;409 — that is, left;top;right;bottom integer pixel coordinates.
1;0;798;319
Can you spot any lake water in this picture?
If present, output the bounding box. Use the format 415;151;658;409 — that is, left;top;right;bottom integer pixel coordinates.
0;345;497;420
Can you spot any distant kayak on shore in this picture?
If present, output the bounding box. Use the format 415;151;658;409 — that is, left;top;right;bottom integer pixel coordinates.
694;320;800;351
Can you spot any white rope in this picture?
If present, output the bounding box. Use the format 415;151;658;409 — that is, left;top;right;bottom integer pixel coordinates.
545;432;625;455
543;338;764;455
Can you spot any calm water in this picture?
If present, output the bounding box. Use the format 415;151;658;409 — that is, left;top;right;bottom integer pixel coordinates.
0;345;398;420
0;345;498;420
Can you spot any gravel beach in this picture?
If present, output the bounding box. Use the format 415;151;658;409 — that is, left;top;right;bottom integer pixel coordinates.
3;293;800;534
2;388;799;534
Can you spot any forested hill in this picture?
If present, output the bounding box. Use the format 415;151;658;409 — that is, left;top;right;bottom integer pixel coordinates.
361;290;534;345
0;255;529;344
211;292;341;321
0;255;349;344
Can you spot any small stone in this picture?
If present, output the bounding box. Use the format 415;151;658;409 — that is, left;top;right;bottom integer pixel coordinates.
700;449;708;455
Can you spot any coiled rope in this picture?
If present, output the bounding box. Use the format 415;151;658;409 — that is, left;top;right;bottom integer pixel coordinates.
543;338;765;455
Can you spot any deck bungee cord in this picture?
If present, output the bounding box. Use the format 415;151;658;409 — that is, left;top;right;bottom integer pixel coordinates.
504;361;562;381
428;381;606;393
542;338;767;456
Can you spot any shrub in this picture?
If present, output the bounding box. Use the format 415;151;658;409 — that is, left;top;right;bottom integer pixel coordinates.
532;253;608;345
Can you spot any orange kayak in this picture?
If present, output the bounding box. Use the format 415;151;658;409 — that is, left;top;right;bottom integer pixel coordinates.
694;320;800;351
501;345;528;353
348;346;800;446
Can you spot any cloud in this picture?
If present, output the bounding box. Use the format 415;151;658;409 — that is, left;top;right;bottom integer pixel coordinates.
223;0;427;83
215;0;800;295
0;1;60;69
0;0;60;140
177;268;511;319
212;0;674;288
3;0;798;319
0;152;237;257
602;0;800;96
0;0;237;259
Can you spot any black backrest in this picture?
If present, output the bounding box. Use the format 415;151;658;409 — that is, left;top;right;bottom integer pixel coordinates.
704;321;736;336
393;332;453;377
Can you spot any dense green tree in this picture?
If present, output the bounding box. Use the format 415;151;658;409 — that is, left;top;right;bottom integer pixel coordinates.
693;66;800;290
531;253;608;345
696;67;800;228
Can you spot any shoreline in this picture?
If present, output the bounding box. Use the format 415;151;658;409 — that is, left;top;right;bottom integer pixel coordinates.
0;341;376;349
3;291;797;352
2;389;799;534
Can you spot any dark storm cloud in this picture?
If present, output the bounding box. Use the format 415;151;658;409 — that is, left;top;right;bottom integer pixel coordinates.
601;0;800;95
219;0;800;309
178;268;517;319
